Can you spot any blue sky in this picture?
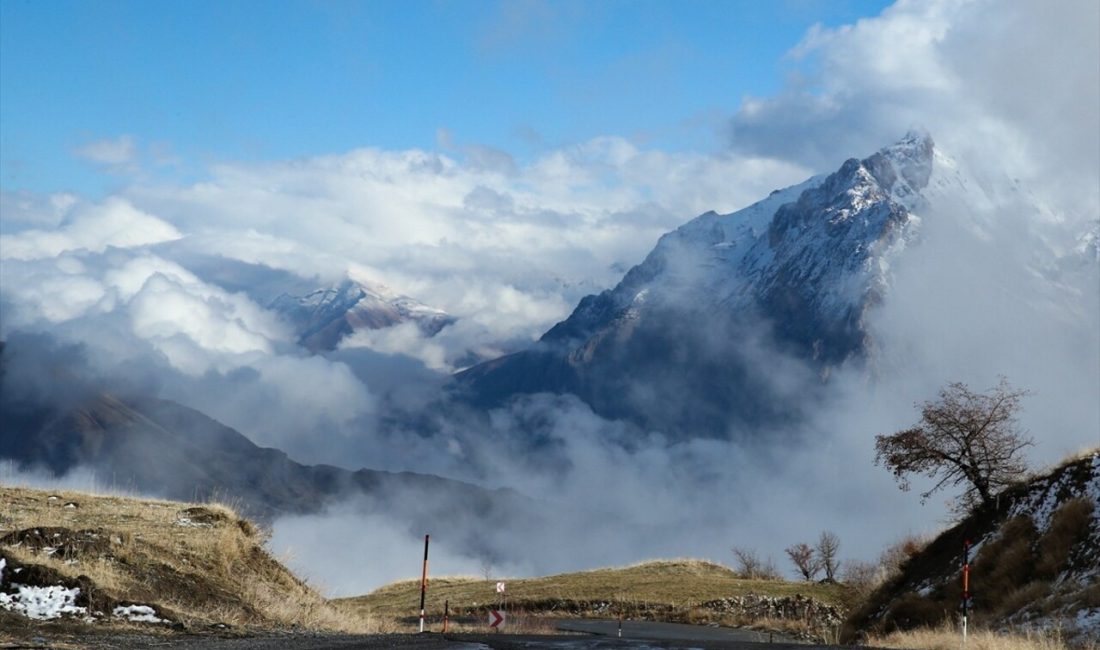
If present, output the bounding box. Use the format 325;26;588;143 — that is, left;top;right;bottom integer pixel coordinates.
1;0;892;196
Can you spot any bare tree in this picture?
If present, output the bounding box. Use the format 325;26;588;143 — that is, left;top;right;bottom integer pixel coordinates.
784;542;821;581
874;379;1033;511
841;560;882;599
731;546;781;580
816;531;841;582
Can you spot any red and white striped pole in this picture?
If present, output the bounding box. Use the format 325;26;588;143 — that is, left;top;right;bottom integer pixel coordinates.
419;534;430;633
961;539;971;645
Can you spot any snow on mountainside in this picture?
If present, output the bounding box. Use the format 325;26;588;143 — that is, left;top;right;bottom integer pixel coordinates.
457;132;1097;437
270;277;455;352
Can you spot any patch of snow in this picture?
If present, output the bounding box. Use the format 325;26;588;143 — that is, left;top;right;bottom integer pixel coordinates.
0;584;87;619
113;604;167;623
174;517;211;528
1074;608;1100;635
1005;457;1098;533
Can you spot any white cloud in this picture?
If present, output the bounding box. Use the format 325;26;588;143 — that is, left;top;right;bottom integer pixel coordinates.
0;197;182;261
340;322;449;371
74;135;138;166
731;0;1100;218
111;139;808;354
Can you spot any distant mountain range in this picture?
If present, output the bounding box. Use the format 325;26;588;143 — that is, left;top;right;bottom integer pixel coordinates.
0;352;528;555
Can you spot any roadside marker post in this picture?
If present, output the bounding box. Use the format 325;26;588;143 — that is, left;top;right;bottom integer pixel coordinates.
443;599;449;633
961;539;971;646
419;534;430;633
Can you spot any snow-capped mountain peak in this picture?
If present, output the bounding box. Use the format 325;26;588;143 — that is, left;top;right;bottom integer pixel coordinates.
271;277;454;352
458;133;944;433
457;131;1096;437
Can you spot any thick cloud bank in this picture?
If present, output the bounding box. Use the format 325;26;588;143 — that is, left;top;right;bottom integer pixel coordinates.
2;0;1097;595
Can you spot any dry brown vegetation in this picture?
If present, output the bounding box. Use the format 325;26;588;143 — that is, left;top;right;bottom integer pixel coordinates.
844;450;1100;646
0;484;376;633
338;559;850;637
868;622;1095;650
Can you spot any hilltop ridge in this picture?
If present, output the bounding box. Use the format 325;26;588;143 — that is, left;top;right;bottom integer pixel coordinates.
0;484;371;635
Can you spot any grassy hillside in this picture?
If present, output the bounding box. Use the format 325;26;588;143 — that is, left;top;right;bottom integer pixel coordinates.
843;450;1100;645
339;559;851;638
0;484;374;635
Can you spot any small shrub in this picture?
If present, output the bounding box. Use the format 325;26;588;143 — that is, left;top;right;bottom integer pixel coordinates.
882;592;947;632
996;581;1052;619
1035;498;1094;580
974;516;1038;601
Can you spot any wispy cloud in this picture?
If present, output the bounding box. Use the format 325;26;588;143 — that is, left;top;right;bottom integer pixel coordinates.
74;135;139;168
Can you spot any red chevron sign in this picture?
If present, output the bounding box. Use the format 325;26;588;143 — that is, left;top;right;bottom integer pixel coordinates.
489;610;505;628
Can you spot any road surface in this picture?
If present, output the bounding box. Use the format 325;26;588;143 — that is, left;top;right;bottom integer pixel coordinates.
554;619;780;643
8;622;839;650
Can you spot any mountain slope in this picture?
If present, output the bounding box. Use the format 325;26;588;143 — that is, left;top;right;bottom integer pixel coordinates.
0;381;529;546
457;133;936;436
843;451;1100;644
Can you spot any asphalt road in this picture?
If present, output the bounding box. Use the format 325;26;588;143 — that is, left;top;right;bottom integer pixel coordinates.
4;621;834;650
554;619;785;643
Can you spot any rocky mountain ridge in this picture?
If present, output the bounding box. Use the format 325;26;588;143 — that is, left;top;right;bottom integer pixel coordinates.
457;133;942;435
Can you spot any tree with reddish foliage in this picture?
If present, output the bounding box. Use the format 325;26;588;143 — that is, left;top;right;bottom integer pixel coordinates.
875;378;1034;512
784;542;820;581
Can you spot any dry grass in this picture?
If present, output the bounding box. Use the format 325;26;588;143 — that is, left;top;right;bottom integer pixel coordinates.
337;558;849;633
0;484;375;633
868;622;1096;650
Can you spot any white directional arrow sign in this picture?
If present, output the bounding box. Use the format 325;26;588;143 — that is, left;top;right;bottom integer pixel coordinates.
496;581;506;594
489;609;505;628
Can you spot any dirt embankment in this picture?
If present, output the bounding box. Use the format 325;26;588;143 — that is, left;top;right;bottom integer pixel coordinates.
0;486;375;641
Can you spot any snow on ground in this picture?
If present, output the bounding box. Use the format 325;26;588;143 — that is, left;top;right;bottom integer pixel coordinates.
1074;608;1100;637
1006;453;1100;534
113;604;167;623
0;584;87;620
